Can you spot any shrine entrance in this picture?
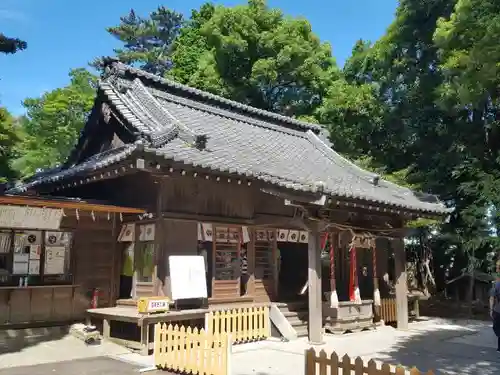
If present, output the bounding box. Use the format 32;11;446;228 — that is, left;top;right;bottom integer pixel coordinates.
278;242;308;301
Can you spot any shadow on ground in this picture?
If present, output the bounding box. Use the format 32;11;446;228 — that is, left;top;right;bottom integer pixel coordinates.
0;326;69;355
371;319;499;375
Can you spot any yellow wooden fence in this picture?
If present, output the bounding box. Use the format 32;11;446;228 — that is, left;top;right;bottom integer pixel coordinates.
154;323;230;375
380;298;397;324
305;348;434;375
205;306;270;344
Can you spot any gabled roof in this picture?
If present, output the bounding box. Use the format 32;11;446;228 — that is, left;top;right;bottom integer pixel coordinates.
10;60;451;216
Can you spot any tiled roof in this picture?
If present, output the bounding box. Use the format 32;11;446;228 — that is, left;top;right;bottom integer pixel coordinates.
10;145;137;192
10;61;451;215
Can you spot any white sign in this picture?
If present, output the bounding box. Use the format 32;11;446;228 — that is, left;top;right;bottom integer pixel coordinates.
169;256;208;301
148;299;169;312
0;206;63;230
13;261;28;274
44;246;66;274
139;224;155;242
28;260;40;275
118;224;135;242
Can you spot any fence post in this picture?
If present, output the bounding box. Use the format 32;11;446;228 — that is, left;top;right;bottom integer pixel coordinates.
304;348;315;375
225;333;232;375
205;311;210;332
264;305;270;338
154;323;161;368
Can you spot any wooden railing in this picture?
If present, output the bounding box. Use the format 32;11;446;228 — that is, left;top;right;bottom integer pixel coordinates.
154;323;230;375
380;298;397;324
205;306;270;344
305;348;434;375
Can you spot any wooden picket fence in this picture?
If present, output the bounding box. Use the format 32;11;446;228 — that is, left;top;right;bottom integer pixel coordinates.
154;323;230;375
205;306;270;344
305;348;434;375
380;298;397;324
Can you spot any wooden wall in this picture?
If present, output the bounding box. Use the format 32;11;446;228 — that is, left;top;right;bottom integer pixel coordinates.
0;211;117;326
160;177;254;219
158;219;198;298
62;213;117;316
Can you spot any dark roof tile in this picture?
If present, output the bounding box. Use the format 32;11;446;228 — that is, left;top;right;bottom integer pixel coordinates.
10;62;451;215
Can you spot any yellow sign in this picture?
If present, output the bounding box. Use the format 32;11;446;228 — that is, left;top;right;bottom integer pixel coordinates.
137;297;171;314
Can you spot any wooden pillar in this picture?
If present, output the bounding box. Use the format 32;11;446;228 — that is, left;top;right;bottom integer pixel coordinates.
247;227;256;297
393;237;408;330
307;221;323;344
153;179;165;296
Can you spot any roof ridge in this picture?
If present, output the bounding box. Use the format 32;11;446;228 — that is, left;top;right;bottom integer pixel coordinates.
102;59;322;134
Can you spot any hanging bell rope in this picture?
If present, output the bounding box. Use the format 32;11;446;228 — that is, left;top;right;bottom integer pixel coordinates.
329;232;339;308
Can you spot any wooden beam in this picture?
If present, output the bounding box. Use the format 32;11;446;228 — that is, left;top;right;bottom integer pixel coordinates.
393;237;408;329
307;220;324;344
252;214;307;229
0;195;146;214
161;211;253;225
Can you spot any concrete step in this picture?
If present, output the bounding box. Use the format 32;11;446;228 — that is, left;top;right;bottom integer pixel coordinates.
295;326;309;337
287;316;308;327
280;310;308;319
278;305;308;314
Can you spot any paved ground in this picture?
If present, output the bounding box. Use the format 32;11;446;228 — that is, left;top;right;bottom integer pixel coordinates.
0;328;130;370
0;357;141;375
113;317;500;375
1;317;499;374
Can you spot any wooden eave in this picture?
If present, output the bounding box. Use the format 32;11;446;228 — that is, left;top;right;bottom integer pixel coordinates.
0;195;145;214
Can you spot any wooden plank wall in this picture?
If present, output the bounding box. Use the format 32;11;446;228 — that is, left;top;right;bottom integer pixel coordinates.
253;229;276;302
160;177;254;219
158;219;198;299
62;214;116;317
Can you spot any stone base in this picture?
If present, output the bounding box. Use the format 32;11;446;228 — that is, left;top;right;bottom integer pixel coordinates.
322;300;376;335
69;323;101;345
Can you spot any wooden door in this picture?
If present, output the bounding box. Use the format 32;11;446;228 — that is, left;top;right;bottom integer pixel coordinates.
253;228;277;302
211;226;240;300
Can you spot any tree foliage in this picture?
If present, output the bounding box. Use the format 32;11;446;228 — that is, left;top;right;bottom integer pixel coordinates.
93;7;183;76
12;69;97;178
170;0;339;117
0;108;21;182
0;34;26;54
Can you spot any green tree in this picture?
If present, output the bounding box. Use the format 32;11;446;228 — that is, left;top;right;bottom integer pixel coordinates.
167;3;215;85
0;108;21;182
12;69;97;178
170;0;339;117
0;34;26;54
93;7;183;76
434;0;500;269
318;0;494;287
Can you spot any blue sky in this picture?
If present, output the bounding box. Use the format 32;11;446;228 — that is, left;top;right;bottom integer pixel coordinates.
0;0;397;115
